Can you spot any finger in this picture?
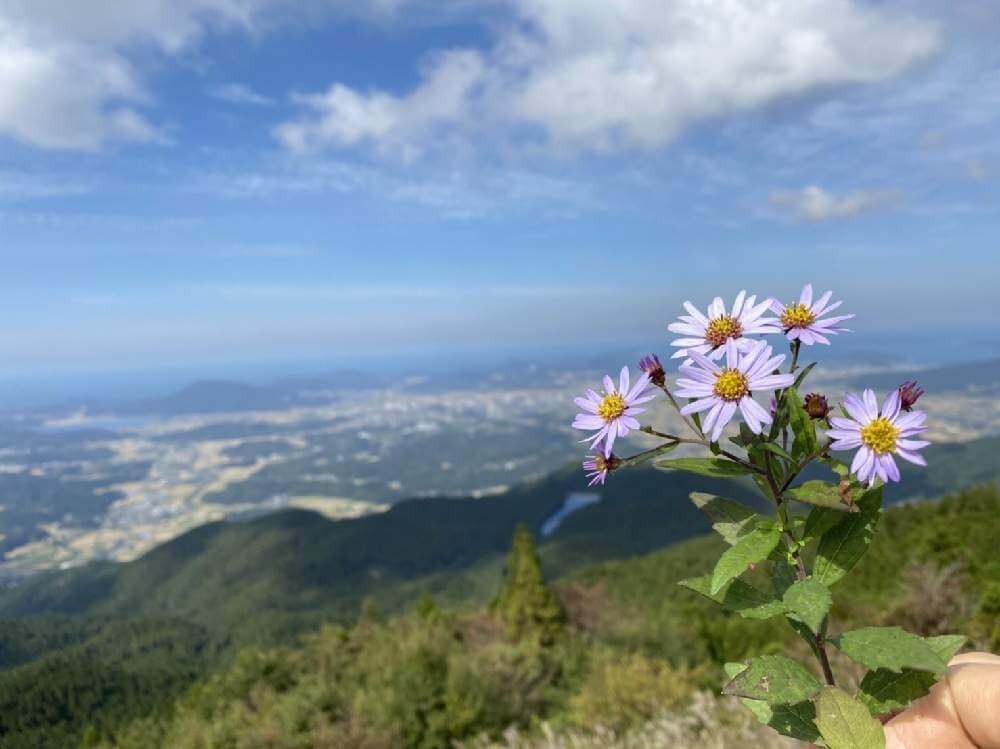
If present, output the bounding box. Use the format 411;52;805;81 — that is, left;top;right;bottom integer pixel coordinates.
950;651;1000;667
884;677;976;749
948;662;1000;748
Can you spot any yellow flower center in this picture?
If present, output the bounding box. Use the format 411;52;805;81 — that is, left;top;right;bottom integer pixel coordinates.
860;417;899;455
704;315;743;348
713;369;749;401
597;393;627;422
780;303;816;329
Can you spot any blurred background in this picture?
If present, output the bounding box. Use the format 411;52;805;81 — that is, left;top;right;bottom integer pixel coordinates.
0;1;999;747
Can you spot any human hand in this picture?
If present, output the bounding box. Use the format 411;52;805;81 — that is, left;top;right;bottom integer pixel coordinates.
884;652;1000;748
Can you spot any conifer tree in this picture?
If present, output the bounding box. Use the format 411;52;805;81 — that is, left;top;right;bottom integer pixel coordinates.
492;524;563;644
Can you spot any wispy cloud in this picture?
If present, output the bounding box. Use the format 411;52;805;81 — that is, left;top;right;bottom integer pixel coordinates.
769;185;901;221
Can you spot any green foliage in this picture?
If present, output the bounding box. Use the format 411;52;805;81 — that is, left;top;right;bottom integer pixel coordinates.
813;485;883;586
689;492;759;545
679;575;784;620
710;520;782;594
570;650;698;731
781;579;831;634
492;525;564;644
858;634;965;716
815;686;885;749
830;626;949;674
785;481;858;512
655;457;752;478
722;654;822;704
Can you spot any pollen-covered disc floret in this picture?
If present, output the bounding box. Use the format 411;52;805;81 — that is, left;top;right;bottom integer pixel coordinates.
668;290;779;362
675;339;795;443
573;366;657;457
770;283;854;346
825;388;930;487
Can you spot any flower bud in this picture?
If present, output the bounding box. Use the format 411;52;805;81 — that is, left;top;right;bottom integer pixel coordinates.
803;392;831;420
898;380;924;412
638;354;666;388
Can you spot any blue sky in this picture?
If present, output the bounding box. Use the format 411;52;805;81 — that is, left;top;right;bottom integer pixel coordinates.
1;0;999;379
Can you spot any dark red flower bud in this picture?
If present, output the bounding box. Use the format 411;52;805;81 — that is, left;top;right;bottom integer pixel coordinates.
803;392;831;420
898;380;924;412
638;354;666;388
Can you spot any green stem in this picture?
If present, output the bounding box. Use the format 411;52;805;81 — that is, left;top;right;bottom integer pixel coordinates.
617;441;681;468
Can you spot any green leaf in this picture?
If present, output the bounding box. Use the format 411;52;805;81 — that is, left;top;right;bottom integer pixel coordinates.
782;579;832;634
655;457;752;478
722;654;823;705
724;664;823;744
858;635;966;716
760;442;796;462
814;485;882;586
815;687;885;749
710;521;782;594
790;361;817;392
831;627;950;674
785;480;860;513
688;492;759;545
679;574;785;620
786;387;819;458
802;506;846;546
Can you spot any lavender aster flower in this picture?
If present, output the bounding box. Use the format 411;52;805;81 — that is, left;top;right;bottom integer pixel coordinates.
573;366;656;456
770;283;854;345
675;339;795;442
583;451;619;486
668;290;780;362
826;388;929;487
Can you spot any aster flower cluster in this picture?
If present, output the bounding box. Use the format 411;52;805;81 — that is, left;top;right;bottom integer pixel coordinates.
566;283;943;744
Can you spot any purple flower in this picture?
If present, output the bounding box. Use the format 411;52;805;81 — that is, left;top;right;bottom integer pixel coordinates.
770;283;854;345
638;354;666;387
898;380;925;412
668;290;780;362
583;451;619;486
573;366;657;456
675;339;795;442
826;389;929;487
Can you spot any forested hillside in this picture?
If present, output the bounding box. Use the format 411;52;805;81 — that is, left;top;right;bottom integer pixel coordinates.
1;480;997;748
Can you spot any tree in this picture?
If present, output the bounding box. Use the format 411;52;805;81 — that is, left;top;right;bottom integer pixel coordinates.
492;524;563;644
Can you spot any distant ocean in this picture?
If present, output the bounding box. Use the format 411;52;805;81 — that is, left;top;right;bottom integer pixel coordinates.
0;326;997;409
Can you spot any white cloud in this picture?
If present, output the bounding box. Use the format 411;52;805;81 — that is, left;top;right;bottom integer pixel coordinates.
276;0;939;159
0;0;286;149
769;185;900;221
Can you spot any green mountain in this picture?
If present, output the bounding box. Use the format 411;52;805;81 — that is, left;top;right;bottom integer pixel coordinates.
3;434;998;641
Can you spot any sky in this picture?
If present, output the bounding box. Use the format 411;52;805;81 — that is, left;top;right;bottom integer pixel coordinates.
2;0;1000;384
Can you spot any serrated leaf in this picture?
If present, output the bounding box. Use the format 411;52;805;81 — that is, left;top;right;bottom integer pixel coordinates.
858;635;966;716
723;665;823;743
655;457;752;478
816;687;885;749
802;506;846;546
831;627;949;674
785;481;859;513
689;492;759;545
782;579;832;634
680;574;786;620
814;485;882;586
722;654;823;705
786;387;819;458
710;521;782;594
